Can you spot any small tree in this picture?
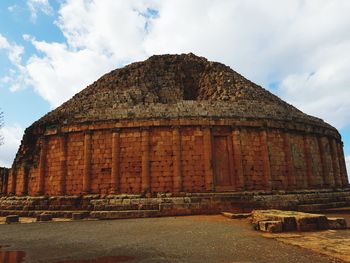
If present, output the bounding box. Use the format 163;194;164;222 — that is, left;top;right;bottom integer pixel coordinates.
0;110;3;146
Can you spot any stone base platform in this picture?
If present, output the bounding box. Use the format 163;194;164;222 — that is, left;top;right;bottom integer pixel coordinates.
0;188;349;219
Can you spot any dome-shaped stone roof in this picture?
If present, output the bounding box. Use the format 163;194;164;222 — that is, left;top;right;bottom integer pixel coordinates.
32;53;330;129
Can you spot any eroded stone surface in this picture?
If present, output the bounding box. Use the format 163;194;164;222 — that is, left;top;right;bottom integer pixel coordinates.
259;220;283;233
252;210;345;232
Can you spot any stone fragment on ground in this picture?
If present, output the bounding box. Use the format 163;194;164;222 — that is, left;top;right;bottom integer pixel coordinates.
5;215;19;224
221;212;251;219
72;212;87;220
251;209;347;232
327;217;347;230
258;220;283;233
37;213;53;222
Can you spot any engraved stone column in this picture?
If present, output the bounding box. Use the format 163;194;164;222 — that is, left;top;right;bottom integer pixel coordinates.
283;133;296;190
260;129;272;190
303;135;313;188
83;131;92;194
141;128;151;193
172;127;182;192
110;129;121;194
203;127;213;191
59;134;67;195
329;138;342;188
37;137;47;195
231;129;244;190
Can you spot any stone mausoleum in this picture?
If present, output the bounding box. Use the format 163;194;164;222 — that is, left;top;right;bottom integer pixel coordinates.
0;54;348;218
2;53;349;196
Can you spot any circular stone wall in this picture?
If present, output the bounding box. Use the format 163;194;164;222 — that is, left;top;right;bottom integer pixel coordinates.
3;54;348;196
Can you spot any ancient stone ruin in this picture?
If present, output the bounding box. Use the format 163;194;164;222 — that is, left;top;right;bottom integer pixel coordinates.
0;53;348;218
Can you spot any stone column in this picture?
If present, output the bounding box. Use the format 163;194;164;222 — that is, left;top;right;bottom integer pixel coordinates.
329;138;342;188
231;129;244;190
37;137;47;195
0;169;3;194
141;127;151;193
0;168;4;194
303;135;313;188
203;127;213;191
337;142;349;186
10;168;17;195
110;129;121;194
283;132;296;190
59;134;67;195
21;165;29;195
2;169;8;195
317;137;331;187
83;131;92;194
172;127;182;192
260;129;272;190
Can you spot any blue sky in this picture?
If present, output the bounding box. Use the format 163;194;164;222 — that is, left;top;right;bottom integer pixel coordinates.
0;0;349;175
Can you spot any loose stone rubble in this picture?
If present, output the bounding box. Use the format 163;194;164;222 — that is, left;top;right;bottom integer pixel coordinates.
251;209;347;232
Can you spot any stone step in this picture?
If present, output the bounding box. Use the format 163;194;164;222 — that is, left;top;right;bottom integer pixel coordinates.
297;196;350;205
297;201;349;212
0;210;90;218
92;204;160;211
90;210;160;220
322;206;350;214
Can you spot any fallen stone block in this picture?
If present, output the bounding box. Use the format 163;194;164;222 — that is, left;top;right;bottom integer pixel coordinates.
258;220;283;233
5;215;19;224
36;213;53;222
252;209;330;232
221;212;251;219
327;217;347;230
72;212;87;220
295;214;329;231
252;210;297;231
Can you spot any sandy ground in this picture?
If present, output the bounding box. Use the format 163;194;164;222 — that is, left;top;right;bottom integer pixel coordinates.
0;215;343;263
253;210;350;263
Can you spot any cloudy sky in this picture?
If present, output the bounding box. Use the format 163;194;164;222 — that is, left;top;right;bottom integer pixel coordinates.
0;0;349;175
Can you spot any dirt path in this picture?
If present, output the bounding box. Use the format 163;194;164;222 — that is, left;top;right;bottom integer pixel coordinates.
0;215;343;263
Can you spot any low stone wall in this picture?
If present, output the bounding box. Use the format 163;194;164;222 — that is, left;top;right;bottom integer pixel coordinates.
0;189;349;218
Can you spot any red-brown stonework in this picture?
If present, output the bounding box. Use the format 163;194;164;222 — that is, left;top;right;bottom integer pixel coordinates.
3;53;349;197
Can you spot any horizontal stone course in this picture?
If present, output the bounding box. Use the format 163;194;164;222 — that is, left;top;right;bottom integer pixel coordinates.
0;189;349;218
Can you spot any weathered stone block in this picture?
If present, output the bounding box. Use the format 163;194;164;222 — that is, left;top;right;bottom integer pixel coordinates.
37;213;53;222
258;220;283;233
327;217;347;230
221;212;251;219
252;209;330;232
5;215;19;224
72;212;87;220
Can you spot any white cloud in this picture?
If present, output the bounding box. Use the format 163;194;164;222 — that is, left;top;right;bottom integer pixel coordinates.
0;34;10;49
346;156;350;178
27;0;53;21
0;33;26;92
19;0;158;107
8;5;17;12
0;124;24;167
25;38;115;106
3;0;350;131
